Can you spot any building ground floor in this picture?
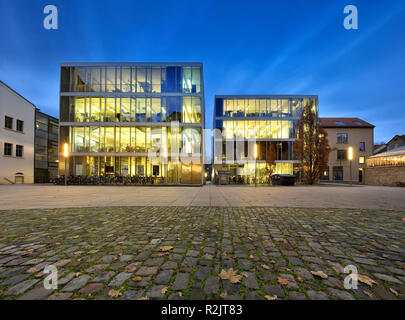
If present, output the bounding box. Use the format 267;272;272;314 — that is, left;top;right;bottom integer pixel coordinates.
58;155;203;185
320;163;365;184
213;161;297;185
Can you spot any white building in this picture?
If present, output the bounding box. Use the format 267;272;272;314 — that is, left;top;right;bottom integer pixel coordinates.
0;81;36;184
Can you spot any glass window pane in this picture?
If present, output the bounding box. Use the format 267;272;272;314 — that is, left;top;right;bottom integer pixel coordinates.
106;98;115;122
122;67;131;92
120;127;131;152
182;67;192;93
137;68;147;92
192;67;201;93
105;127;115;152
136;98;146;122
75;97;85;122
135;127;146;152
106;67;116;92
152;67;161;93
90;127;99;152
192;97;201;123
90;97;100;122
151;98;161;122
182;97;192;123
121;98;130;122
90;68;100;92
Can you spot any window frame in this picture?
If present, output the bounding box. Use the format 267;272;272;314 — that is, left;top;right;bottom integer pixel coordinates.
359;142;365;152
337;133;348;144
5;116;13;129
16;145;24;157
337;150;348;160
16;119;24;132
4;142;13;156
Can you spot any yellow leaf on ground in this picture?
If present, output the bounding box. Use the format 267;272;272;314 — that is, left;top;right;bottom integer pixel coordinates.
126;268;136;273
108;289;122;298
265;295;277;300
249;255;254;259
357;274;376;287
159;246;174;252
389;288;398;296
161;286;168;294
261;264;270;270
178;292;182;297
311;270;328;279
297;276;303;282
219;268;243;284
132;276;142;282
362;290;374;299
277;277;288;286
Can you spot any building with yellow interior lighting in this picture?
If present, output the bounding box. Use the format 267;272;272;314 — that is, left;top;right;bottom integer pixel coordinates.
59;63;205;184
213;95;318;184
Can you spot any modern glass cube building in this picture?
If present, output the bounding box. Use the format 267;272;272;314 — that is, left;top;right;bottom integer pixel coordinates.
59;63;205;185
213;95;318;184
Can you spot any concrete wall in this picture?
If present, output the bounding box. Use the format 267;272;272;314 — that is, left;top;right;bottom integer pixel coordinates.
364;166;405;187
0;82;35;184
322;127;374;183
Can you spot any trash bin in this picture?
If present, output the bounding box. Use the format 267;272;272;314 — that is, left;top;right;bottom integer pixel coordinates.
271;174;296;186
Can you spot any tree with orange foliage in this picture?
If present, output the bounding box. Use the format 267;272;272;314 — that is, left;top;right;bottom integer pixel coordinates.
294;100;331;185
264;142;277;183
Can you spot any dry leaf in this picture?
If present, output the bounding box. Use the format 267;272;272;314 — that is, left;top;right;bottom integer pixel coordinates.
277;277;288;286
34;272;45;278
137;296;150;300
28;267;39;274
357;274;376;287
389;288;398;296
265;295;277;300
333;267;341;274
297;276;303;282
159;246;174;252
401;217;405;222
249;255;254;259
132;276;142;282
363;290;374;299
219;268;242;284
270;260;276;264
311;270;328;279
108;289;122;298
241;272;249;278
261;264;270;270
75;272;81;277
220;291;228;299
161;286;168;294
71;235;79;239
178;292;182;297
126;268;136;273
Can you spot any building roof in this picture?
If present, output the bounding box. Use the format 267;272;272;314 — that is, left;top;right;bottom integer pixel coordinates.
319;117;375;128
387;134;405;145
0;80;37;109
368;145;405;159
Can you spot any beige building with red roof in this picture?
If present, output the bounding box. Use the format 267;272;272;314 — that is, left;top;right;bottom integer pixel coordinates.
319;117;374;184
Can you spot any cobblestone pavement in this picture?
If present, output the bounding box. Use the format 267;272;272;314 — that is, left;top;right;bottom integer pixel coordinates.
0;207;404;300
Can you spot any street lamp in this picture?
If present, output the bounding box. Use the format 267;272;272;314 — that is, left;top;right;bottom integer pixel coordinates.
348;146;353;187
64;143;69;185
254;143;258;187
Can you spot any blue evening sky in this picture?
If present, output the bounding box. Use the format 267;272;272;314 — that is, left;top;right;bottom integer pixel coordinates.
0;0;404;144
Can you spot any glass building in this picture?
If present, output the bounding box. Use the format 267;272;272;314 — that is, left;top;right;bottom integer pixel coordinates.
59;63;205;185
213;95;318;184
34;110;59;183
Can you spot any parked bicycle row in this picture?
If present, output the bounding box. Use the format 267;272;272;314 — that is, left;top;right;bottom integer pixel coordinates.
52;175;167;185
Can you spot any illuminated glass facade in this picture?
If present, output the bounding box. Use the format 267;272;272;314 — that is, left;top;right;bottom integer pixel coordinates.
213;95;318;184
59;63;205;184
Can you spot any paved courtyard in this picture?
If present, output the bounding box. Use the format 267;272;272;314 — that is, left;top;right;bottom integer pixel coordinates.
0;184;404;210
0;206;404;300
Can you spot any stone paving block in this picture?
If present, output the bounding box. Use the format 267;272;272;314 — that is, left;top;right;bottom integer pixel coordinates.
172;273;190;291
62;275;91;292
5;279;39;296
108;272;132;287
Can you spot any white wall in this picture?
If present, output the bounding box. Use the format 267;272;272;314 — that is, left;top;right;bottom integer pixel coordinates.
0;82;36;184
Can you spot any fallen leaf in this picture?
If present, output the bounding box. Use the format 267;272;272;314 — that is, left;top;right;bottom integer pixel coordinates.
28;267;39;274
389;288;398;296
219;268;242;283
161;286;168;294
261;264;270;270
220;291;228;299
277;277;288;286
401;217;405;222
265;295;278;300
297;276;303;282
249;255;254;259
108;289;122;298
178;292;182;297
126;268;136;273
311;271;328;279
137;296;150;300
241;272;249;278
363;290;374;299
34;272;45;278
75;272;81;277
159;246;174;252
71;235;79;239
73;251;83;255
270;260;276;264
356;274;376;287
333;267;341;274
132;276;142;282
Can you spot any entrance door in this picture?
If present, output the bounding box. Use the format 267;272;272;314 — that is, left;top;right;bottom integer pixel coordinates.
182;163;192;184
359;169;363;183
